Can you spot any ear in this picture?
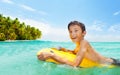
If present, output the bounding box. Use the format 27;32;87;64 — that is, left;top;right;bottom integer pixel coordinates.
82;31;86;36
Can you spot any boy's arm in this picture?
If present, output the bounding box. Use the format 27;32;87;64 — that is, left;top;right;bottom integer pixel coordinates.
72;41;87;66
52;47;74;54
51;40;88;67
59;47;75;53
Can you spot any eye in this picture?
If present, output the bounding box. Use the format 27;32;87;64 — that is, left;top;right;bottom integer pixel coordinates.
75;30;78;32
69;30;72;33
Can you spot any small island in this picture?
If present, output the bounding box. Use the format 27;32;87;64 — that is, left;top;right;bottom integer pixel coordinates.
0;14;42;41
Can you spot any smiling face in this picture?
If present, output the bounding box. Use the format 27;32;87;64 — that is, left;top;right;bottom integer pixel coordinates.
68;25;86;43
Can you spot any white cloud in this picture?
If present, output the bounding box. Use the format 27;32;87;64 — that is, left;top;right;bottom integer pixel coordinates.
19;4;36;12
87;20;105;31
19;19;49;34
19;18;69;41
86;20;120;42
18;4;48;16
1;0;47;16
86;34;120;42
113;11;120;16
88;25;102;31
42;28;70;41
108;24;120;32
1;0;14;4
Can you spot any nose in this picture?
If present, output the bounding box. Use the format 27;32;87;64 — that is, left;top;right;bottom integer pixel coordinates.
71;32;76;38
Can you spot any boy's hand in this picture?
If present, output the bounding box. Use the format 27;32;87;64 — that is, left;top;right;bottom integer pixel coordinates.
37;53;45;60
37;52;53;60
51;47;74;54
56;46;62;50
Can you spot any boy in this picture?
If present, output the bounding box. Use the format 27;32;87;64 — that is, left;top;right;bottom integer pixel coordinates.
38;21;120;67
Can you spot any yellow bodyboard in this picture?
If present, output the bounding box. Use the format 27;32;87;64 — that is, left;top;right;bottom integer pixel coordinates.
37;48;115;68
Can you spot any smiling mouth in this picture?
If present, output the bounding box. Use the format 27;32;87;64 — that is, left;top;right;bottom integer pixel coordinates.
72;37;76;39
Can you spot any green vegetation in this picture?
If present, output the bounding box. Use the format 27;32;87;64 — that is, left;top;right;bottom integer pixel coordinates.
0;14;42;41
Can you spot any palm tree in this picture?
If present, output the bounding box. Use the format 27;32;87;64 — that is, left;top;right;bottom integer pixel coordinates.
0;14;42;41
8;32;17;40
0;33;5;41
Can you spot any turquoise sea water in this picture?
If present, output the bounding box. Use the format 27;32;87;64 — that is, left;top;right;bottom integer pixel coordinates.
0;40;120;75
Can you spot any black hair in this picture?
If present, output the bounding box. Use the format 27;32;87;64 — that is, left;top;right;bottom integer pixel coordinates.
68;21;86;32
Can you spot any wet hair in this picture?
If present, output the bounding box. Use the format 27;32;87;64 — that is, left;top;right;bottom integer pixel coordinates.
68;21;86;32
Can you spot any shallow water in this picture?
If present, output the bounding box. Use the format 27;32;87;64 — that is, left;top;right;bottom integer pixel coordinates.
0;40;120;75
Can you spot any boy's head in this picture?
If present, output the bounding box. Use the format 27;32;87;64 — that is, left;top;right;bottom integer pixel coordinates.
68;21;86;43
68;21;86;32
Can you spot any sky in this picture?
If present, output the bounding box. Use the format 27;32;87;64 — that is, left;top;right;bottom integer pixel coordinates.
0;0;120;42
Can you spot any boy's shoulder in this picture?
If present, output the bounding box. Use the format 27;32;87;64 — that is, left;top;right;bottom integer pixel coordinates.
80;39;90;47
81;39;89;44
80;40;91;50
